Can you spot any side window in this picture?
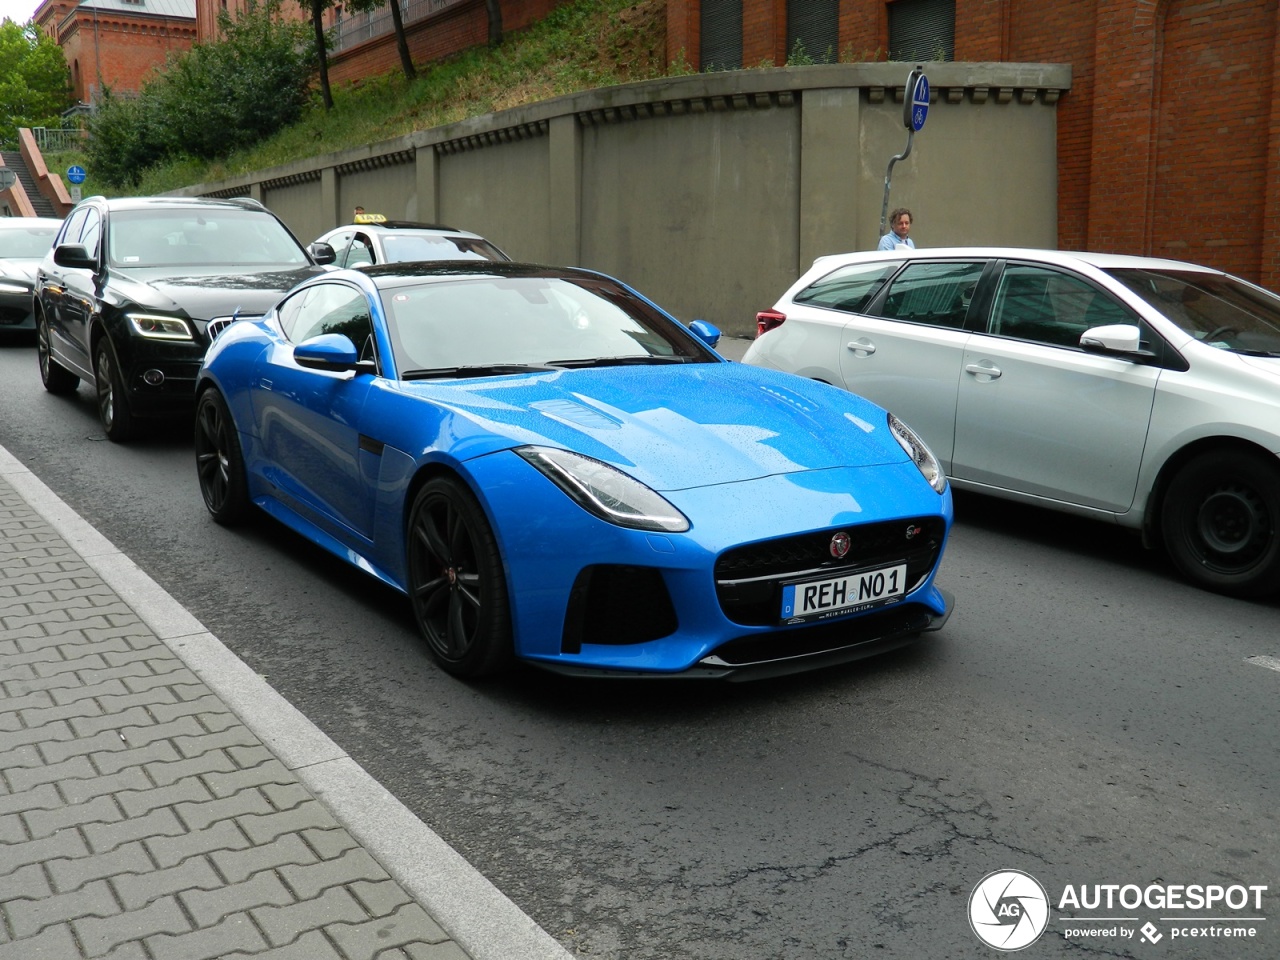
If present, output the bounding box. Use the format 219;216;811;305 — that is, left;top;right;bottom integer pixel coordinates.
289;283;373;348
990;265;1132;347
344;235;375;267
871;260;985;329
325;230;354;265
275;289;309;341
58;207;89;247
792;262;897;314
78;208;102;256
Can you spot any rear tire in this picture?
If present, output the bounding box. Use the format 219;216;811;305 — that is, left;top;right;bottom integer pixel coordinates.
406;477;514;678
36;312;78;394
94;338;135;442
194;388;251;525
1161;450;1280;597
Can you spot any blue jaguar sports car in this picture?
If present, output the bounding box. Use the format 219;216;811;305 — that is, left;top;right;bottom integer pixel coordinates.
195;262;954;679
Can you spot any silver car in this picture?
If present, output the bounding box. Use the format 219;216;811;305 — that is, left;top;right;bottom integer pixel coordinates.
310;220;509;268
0;216;62;334
743;247;1280;597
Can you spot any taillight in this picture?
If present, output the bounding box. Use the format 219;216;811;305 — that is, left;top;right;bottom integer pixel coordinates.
756;309;786;337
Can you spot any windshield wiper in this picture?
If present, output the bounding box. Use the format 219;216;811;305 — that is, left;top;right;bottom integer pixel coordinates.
1236;349;1280;358
543;355;694;369
400;363;560;380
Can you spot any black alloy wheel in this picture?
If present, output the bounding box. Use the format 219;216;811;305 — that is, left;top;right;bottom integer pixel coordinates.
94;338;134;442
36;312;78;394
407;477;513;678
194;388;250;525
1161;449;1280;597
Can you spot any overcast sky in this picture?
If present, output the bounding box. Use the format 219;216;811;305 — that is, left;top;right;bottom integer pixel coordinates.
1;0;43;26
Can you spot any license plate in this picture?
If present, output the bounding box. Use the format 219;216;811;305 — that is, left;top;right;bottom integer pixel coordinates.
780;562;908;623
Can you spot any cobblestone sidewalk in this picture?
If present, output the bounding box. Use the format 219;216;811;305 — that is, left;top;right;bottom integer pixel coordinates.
0;473;469;960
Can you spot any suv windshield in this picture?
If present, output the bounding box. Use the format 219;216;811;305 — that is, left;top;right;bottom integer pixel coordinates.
1106;267;1280;355
108;208;310;269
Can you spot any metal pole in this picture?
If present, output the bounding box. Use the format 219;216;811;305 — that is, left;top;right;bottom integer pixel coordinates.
879;128;915;239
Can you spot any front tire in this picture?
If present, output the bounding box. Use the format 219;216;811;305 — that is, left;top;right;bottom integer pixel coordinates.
195;388;251;525
1161;450;1280;597
94;338;135;442
36;312;78;394
407;477;513;678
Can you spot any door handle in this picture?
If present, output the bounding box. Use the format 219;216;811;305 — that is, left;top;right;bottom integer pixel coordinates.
846;339;876;356
964;362;1002;380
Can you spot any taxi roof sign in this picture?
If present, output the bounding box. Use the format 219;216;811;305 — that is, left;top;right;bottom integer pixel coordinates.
354;213;387;224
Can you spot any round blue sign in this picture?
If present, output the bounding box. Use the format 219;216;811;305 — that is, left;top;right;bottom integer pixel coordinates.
67;165;87;184
910;75;930;132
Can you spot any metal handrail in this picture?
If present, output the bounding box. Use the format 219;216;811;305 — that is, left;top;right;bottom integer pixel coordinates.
333;0;465;53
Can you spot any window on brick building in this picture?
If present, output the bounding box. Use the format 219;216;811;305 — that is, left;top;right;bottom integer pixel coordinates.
700;0;742;71
787;0;839;63
888;0;954;62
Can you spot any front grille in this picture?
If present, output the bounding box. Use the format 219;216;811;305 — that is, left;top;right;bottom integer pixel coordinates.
0;305;31;325
714;517;946;625
706;603;936;666
561;565;679;652
206;314;260;342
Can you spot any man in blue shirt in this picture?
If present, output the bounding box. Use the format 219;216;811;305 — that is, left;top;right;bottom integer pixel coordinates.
878;208;915;251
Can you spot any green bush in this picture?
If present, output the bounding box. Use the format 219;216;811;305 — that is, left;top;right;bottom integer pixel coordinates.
86;2;315;186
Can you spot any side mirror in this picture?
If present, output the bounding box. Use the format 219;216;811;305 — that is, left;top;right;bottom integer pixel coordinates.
309;241;336;265
1079;323;1154;359
53;243;97;271
689;319;721;349
294;333;374;373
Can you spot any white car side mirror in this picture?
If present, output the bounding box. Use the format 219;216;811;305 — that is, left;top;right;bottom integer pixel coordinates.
1080;323;1141;354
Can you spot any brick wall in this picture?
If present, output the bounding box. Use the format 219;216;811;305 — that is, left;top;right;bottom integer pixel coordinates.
327;0;561;85
59;14;196;101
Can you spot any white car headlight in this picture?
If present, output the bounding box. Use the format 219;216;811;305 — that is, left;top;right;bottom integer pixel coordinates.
516;446;690;532
888;413;947;494
127;313;193;340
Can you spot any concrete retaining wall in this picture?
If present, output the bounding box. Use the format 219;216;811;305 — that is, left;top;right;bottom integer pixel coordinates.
175;62;1071;336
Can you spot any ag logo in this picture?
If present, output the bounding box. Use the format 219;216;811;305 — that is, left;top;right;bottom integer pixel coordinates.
968;869;1050;951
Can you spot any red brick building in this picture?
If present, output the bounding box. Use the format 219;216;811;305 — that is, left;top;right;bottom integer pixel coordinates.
34;0;197;103
668;0;1280;286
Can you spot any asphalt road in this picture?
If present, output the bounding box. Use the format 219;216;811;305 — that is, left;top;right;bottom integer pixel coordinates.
2;330;1277;958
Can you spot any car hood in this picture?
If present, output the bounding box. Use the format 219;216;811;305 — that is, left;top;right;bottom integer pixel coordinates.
106;265;324;319
402;363;912;491
0;259;38;284
1238;353;1280;378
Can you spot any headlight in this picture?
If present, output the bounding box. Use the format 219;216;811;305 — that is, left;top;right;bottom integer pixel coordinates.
516;446;690;532
127;313;193;340
0;282;31;295
888;413;947;494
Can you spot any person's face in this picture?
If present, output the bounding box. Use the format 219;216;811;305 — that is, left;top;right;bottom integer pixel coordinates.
892;214;911;238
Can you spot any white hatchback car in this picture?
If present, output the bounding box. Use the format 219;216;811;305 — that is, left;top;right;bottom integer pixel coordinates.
743;248;1280;597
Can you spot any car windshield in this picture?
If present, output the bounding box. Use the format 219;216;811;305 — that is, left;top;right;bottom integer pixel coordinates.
381;234;506;263
0;225;58;259
108;208;310;268
380;274;717;378
1106;267;1280;355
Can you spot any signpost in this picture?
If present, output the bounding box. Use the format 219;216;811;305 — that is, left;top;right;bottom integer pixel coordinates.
880;66;929;239
66;165;86;204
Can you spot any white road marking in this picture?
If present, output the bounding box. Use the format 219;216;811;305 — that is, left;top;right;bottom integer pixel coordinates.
1245;655;1280;673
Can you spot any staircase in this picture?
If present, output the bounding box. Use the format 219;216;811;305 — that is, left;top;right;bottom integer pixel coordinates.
1;151;59;217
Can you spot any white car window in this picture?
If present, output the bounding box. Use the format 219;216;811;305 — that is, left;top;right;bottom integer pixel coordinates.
989;264;1130;348
871;261;985;329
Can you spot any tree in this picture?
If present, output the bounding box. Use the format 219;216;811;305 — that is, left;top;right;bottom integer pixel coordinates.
85;3;316;185
300;0;336;109
0;20;72;148
344;0;415;81
485;0;503;46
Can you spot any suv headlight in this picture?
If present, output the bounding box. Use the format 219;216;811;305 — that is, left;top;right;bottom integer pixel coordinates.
127;313;193;340
888;413;947;494
516;446;690;532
